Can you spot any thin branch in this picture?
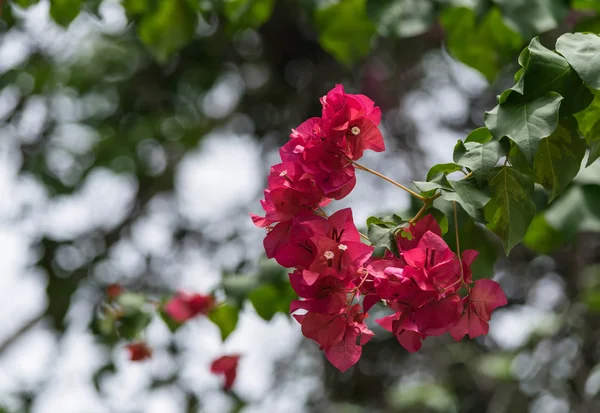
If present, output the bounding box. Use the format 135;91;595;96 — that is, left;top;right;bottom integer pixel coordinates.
0;313;45;354
348;159;425;201
453;201;464;281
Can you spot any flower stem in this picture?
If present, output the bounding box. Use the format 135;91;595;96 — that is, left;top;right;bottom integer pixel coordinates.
409;201;431;224
346;271;370;312
408;171;475;224
453;201;466;284
348;159;425;201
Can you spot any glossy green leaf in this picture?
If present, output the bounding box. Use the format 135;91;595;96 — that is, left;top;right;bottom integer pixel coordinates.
413;178;451;197
493;0;569;38
209;303;239;341
465;127;494;144
367;222;402;255
368;0;435;38
366;214;403;228
137;0;197;63
533;117;586;201
453;137;507;185
556;33;600;91
575;91;600;166
441;179;491;222
441;7;522;82
315;0;376;65
50;0;82;27
499;38;593;116
426;163;463;181
485;92;563;165
484;166;536;254
224;0;275;30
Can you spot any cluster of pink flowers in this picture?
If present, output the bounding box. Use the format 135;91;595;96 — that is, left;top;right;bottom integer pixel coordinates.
366;216;507;352
253;85;507;372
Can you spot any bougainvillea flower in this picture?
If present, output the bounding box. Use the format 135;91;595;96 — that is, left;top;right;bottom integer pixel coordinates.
126;342;152;361
164;292;215;323
450;279;507;341
210;354;240;391
319;84;385;160
401;231;461;293
106;283;124;301
251;162;325;228
263;217;316;268
396;214;442;252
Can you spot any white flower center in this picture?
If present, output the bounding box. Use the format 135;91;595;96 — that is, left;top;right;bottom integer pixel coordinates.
338;244;348;251
324;250;335;260
351;126;361;136
279;170;287;177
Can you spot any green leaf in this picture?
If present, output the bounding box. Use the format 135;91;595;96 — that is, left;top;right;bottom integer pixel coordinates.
427;207;449;235
453;136;507;185
484;166;536;254
573;0;600;12
368;0;435;38
575;90;600;166
485;92;563;165
366;214;403;228
508;143;534;176
160;308;183;333
493;0;569;38
413;179;450;196
224;0;275;30
315;0;376;65
525;185;600;253
556;33;600;91
414;171;452;197
499;38;593;116
533;117;586;201
248;284;280;321
590;141;600;166
465;127;494;144
137;0;197;63
13;0;39;7
223;274;261;307
441;179;491;222
209;304;239;341
440;7;522;82
116;293;153;340
248;283;295;321
367;223;402;255
436;199;499;279
523;214;566;254
49;0;82;27
426;163;463;181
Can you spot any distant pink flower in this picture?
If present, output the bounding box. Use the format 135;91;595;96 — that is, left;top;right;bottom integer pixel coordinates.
210;355;240;391
164;292;215;323
126;342;152;362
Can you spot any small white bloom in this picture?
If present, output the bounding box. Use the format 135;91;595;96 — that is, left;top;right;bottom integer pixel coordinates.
338;244;348;251
324;250;335;260
279;170;288;177
351;126;360;136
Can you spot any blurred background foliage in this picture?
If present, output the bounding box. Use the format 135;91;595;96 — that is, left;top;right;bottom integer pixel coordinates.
1;0;600;412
